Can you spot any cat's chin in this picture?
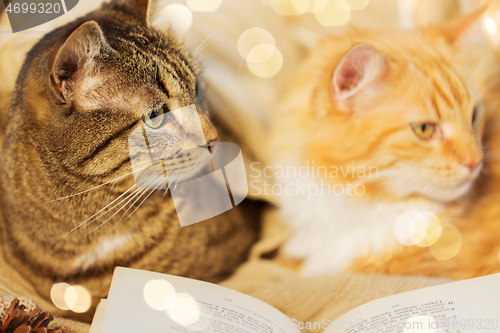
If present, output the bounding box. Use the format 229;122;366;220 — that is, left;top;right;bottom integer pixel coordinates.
418;180;474;203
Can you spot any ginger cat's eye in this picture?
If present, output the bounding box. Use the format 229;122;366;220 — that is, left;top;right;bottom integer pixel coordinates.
472;105;480;125
144;105;166;129
411;122;435;140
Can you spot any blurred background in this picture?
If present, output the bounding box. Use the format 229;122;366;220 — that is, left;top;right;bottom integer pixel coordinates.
0;0;498;315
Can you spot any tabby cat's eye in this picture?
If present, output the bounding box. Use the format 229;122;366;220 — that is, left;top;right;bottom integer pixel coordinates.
411;122;435;140
196;79;207;111
144;105;166;129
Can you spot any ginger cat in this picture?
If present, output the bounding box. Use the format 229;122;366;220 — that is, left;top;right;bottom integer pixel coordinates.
271;8;500;278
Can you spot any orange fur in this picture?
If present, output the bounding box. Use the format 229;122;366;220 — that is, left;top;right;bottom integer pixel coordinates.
350;95;500;279
271;8;500;277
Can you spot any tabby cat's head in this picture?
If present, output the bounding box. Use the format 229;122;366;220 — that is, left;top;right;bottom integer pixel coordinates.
274;9;493;203
10;0;217;191
0;0;258;294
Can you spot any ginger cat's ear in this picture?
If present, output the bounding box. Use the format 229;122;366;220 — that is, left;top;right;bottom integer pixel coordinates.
51;21;113;102
332;44;388;111
427;6;487;45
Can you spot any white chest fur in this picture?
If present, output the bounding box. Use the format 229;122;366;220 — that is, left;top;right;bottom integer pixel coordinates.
278;176;441;275
72;233;132;270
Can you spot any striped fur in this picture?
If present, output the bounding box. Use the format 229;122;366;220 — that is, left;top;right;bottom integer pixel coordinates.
0;0;258;321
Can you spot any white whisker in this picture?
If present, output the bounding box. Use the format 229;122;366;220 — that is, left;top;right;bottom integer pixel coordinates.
45;164;149;203
192;28;223;58
50;171;157;243
120;175;168;224
115;173;166;224
85;173;164;235
106;181;118;204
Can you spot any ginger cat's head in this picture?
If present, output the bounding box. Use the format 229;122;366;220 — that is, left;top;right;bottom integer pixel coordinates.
273;9;494;203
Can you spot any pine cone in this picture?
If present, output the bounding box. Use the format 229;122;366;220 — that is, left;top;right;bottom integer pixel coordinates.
0;299;70;333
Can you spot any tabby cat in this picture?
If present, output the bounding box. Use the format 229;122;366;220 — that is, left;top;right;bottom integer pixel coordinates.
0;0;258;321
271;8;500;277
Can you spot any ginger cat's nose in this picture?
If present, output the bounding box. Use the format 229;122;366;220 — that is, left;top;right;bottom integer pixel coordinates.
463;157;483;172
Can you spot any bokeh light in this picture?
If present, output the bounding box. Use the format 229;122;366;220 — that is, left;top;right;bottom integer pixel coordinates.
237;28;283;78
394;210;427;246
415;211;442;247
314;0;351;27
291;0;311;13
404;315;436;333
51;283;92;313
63;286;77;310
51;283;72;311
144;279;177;311
429;224;462;261
484;18;497;35
237;28;276;59
270;0;309;15
246;45;283;78
345;0;369;10
166;293;200;326
186;0;223;12
156;4;192;35
246;44;276;63
68;285;92;313
481;11;500;47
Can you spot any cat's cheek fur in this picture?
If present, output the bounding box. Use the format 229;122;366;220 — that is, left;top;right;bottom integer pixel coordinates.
72;81;159;116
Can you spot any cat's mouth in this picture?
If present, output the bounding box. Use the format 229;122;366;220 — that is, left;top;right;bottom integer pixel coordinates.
405;165;482;203
453;164;483;188
134;147;213;190
422;177;476;203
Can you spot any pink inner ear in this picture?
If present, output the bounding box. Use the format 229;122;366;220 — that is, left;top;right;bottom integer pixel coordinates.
333;44;386;102
335;60;364;93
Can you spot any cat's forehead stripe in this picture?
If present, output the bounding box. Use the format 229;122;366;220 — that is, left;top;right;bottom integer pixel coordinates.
420;54;470;120
431;77;454;111
430;95;441;120
106;35;196;99
111;31;196;95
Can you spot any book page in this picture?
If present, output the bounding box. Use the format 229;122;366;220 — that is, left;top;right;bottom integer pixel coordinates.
89;299;108;333
328;273;500;333
94;267;300;333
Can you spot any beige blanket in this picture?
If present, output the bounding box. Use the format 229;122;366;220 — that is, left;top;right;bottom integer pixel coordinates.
0;0;472;332
0;212;450;333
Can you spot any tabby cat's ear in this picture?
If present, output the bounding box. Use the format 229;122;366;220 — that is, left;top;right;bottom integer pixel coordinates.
51;21;111;102
111;0;151;26
111;0;165;29
332;44;388;111
427;6;486;45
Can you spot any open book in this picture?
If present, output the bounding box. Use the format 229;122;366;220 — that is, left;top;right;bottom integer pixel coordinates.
89;267;499;333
